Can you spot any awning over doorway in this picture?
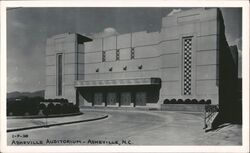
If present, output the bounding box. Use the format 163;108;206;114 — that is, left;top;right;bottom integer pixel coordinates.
75;78;161;87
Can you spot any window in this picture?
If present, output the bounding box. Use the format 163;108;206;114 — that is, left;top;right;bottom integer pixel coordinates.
57;54;63;96
116;49;120;61
131;48;135;59
183;37;192;95
102;51;106;62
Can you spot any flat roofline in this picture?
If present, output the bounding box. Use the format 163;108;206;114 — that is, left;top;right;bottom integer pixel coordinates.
77;34;92;43
47;32;92;42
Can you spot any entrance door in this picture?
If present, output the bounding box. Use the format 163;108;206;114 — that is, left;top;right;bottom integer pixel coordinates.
93;92;103;106
107;92;116;105
135;92;146;106
121;92;131;106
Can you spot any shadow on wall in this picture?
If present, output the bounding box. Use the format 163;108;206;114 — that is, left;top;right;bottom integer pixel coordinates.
218;42;241;124
212;78;242;130
216;12;242;127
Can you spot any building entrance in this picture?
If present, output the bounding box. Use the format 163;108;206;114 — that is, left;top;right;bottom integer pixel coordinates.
93;92;103;106
106;92;117;105
121;92;131;106
135;92;146;106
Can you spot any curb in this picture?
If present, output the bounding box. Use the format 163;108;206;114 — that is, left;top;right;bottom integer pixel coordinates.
7;112;83;119
7;114;108;133
80;106;160;111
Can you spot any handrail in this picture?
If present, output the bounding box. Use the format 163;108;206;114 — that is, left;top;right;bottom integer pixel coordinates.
204;104;219;130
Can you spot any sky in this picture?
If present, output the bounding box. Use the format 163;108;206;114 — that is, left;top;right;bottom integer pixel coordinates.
6;7;242;92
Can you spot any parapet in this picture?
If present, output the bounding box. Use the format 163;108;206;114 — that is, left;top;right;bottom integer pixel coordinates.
162;8;219;28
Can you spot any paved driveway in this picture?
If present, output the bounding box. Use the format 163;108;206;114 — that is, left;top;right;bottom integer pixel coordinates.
7;109;241;145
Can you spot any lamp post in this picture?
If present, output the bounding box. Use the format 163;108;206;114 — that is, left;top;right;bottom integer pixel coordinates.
44;108;49;128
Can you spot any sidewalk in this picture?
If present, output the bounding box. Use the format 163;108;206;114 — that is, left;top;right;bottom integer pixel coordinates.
7;111;108;132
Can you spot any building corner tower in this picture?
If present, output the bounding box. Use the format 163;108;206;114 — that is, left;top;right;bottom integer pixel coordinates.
45;33;91;105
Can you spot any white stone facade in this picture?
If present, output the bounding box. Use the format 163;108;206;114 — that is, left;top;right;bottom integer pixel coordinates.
45;8;238;109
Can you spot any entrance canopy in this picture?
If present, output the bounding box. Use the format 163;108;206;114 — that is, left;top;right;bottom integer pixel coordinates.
75;78;161;87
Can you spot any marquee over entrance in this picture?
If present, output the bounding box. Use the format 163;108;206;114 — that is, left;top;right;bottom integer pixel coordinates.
75;78;161;87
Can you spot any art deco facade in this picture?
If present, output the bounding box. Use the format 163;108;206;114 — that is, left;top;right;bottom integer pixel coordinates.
45;8;238;109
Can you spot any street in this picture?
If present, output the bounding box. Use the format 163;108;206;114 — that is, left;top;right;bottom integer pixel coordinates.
7;109;242;145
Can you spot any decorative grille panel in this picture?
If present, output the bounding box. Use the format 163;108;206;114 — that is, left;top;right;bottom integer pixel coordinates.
183;38;192;95
116;49;120;61
131;48;135;59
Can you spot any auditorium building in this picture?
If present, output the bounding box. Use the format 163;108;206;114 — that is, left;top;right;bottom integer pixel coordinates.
45;8;238;109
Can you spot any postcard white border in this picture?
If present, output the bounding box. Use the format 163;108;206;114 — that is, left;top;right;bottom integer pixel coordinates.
0;0;249;153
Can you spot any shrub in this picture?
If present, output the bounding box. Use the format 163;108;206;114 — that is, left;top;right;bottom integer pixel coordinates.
170;99;177;104
184;99;191;103
7;102;13;115
68;103;74;113
163;99;170;104
28;106;39;115
54;104;62;114
48;99;53;102
162;98;211;105
73;104;79;112
7;97;79;116
61;103;69;114
199;99;205;104
47;103;55;115
26;101;39;115
12;102;26;116
42;107;49;116
39;103;46;110
177;99;183;103
61;98;68;103
191;99;198;104
206;99;211;104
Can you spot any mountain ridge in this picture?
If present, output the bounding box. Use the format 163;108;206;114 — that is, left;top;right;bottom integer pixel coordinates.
7;90;45;99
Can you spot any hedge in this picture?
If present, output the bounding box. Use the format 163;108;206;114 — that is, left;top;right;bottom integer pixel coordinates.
7;98;79;116
163;98;211;104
